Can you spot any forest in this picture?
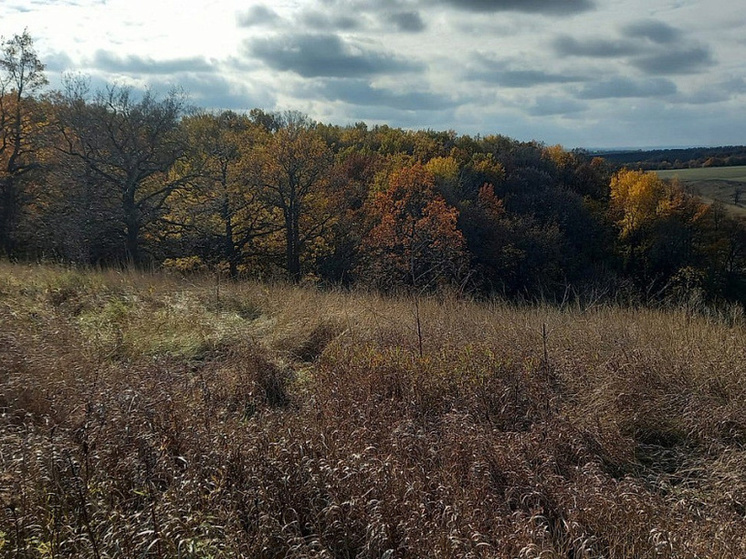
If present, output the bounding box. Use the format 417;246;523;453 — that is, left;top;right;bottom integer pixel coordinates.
3;31;746;305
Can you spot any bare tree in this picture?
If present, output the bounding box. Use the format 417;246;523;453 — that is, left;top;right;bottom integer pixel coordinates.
733;186;742;207
54;82;191;265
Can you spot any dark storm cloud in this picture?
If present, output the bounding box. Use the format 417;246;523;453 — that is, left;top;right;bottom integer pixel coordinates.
386;11;426;33
236;5;280;27
631;46;713;75
576;76;677;99
553;35;641;58
247;33;421;78
621;20;681;44
92;50;215;75
437;0;595;15
315;78;456;110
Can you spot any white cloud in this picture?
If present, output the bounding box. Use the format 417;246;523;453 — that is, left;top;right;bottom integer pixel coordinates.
1;0;744;148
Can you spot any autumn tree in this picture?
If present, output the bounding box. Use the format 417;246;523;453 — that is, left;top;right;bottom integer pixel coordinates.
54;83;190;265
610;169;710;289
425;155;460;205
256;112;334;281
361;162;467;290
315;149;384;284
169;111;276;277
0;29;47;256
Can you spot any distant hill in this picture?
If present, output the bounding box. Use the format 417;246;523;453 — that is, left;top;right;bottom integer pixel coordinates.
588;145;746;170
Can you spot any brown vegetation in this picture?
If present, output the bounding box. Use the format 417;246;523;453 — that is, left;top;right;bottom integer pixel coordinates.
2;262;746;557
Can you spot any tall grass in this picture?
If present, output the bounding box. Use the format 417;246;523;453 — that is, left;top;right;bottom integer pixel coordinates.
1;261;746;557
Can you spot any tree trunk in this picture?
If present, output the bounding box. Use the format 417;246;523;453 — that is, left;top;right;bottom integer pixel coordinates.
286;208;301;282
123;188;140;266
0;177;18;257
224;210;238;279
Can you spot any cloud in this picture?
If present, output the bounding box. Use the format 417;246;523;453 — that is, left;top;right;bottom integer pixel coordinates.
347;104;459;130
293;5;424;33
148;74;275;111
621;20;681;44
300;10;363;31
554;27;714;76
236;5;280;27
43;51;74;72
631;46;713;75
436;0;595;15
465;56;587;87
678;89;730;105
674;78;746;105
494;70;583;87
576;76;677;99
246;33;421;78
313;78;457;110
6;3;32;13
723;77;746;95
386;11;426;33
92;50;215;75
553;35;641;58
528;95;587;116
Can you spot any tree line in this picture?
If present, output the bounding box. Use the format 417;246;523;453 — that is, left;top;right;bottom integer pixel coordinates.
3;31;746;304
593;145;746;171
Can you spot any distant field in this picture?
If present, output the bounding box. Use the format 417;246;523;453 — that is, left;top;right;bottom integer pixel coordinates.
654;165;746;182
653;165;746;217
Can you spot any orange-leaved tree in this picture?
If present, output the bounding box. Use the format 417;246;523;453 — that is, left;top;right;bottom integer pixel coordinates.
361;162;467;290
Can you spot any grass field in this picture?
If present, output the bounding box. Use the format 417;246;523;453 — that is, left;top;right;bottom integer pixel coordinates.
654;165;746;183
654;166;746;217
2;263;746;557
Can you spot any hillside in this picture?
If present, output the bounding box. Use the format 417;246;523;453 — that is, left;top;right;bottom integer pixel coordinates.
2;263;746;557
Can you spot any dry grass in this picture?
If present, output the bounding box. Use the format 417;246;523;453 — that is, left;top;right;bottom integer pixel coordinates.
2;261;746;557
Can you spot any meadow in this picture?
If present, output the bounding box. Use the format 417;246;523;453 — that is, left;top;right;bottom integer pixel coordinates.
654;165;746;183
2;262;746;557
654;166;746;217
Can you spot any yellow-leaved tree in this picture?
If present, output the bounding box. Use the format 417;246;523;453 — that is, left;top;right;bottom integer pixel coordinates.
609;168;709;284
168;111;276;278
255;112;335;282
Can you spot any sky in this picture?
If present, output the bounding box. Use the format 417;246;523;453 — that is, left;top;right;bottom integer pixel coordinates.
2;0;745;149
